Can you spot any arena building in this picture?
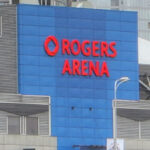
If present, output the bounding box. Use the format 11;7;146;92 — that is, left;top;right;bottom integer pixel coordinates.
0;2;141;150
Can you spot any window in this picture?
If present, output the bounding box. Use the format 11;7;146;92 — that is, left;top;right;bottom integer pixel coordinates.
7;116;39;135
12;0;19;4
38;0;51;5
26;117;38;135
0;117;7;134
121;0;124;5
148;22;150;29
0;0;9;5
54;0;66;6
8;116;20;134
67;0;74;6
111;0;119;6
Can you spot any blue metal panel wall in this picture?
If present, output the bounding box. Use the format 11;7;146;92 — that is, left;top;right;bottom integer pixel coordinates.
17;5;139;150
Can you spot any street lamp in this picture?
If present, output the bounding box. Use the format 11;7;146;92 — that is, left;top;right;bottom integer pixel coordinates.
113;76;130;150
114;77;130;99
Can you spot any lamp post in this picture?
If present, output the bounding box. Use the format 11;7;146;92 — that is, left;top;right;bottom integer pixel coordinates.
113;77;130;150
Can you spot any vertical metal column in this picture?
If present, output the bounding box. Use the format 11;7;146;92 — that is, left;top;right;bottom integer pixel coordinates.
113;100;117;150
139;121;141;139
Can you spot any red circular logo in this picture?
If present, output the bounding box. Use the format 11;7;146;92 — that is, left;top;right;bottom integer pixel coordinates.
44;36;59;56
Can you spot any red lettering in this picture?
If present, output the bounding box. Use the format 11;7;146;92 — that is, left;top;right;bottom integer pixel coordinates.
100;61;110;77
70;40;81;55
81;60;88;76
44;36;59;56
101;41;109;57
109;42;117;58
89;61;99;76
62;59;72;75
62;60;110;77
73;60;80;75
44;36;117;77
92;41;100;57
62;39;71;55
81;40;91;56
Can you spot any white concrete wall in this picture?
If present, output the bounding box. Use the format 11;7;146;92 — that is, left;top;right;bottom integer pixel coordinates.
0;135;57;150
125;139;150;150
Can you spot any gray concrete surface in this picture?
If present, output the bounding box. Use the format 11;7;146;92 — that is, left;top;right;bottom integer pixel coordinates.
125;139;150;150
0;134;57;150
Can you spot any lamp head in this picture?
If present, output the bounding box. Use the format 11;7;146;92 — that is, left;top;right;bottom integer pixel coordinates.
114;76;130;99
119;77;130;82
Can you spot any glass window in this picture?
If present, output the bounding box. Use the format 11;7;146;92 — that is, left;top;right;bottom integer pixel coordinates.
12;0;19;4
55;0;67;6
111;0;119;6
26;117;38;135
148;22;150;29
39;0;51;5
47;0;51;5
8;116;20;135
0;0;9;5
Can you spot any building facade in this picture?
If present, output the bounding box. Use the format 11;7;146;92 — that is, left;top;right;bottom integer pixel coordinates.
1;0;149;101
1;0;150;41
72;0;150;41
0;3;139;150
